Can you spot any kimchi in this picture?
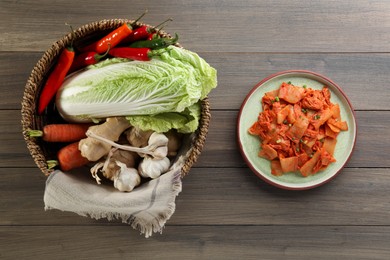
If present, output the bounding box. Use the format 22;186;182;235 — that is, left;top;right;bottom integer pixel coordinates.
248;82;348;177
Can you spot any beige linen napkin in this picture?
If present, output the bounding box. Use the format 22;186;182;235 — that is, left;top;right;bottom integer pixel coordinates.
44;164;182;238
43;133;197;237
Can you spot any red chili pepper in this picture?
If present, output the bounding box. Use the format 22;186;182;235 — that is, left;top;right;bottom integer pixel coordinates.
80;23;133;54
69;46;110;72
121;18;172;44
38;46;75;115
147;33;156;40
80;11;148;54
109;47;153;61
121;25;153;44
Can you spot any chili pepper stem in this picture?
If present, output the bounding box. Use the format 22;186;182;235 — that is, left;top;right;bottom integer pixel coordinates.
154;18;173;30
47;160;59;170
131;9;148;27
27;130;43;138
65;23;76;50
147;18;173;40
95;42;111;60
168;33;179;44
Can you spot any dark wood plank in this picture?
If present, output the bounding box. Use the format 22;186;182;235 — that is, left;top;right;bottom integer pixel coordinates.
198;110;390;168
176;168;390;225
0;52;42;110
1;167;390;226
3;52;390;110
1;0;390;52
1;225;390;259
0;110;36;167
204;52;390;111
2;110;389;168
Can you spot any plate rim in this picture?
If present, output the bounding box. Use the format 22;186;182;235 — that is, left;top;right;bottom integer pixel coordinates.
237;70;357;190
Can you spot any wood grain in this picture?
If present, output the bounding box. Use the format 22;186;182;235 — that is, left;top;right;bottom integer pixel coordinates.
2;110;389;168
198;110;390;168
1;226;390;260
1;167;390;226
1;0;390;53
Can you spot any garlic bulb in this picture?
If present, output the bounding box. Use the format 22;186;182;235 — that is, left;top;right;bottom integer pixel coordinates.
90;148;139;185
113;161;141;192
138;156;170;179
144;132;169;159
86;131;168;159
125;127;153;148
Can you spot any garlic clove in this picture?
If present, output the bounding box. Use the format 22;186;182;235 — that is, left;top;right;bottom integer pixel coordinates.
113;161;141;192
138;156;170;179
152;146;168;160
148;132;169;147
148;133;169;159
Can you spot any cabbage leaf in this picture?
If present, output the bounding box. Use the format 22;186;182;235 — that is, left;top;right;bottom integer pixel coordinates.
126;102;201;133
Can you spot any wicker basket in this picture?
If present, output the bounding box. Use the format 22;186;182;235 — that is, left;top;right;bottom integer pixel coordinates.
21;19;211;177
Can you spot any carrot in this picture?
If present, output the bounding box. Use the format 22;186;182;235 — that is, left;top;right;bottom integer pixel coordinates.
28;124;92;142
57;142;90;171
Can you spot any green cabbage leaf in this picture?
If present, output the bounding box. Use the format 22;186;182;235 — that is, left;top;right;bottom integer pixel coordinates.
126;102;201;133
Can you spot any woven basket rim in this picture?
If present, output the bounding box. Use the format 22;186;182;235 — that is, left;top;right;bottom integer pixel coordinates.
21;19;211;177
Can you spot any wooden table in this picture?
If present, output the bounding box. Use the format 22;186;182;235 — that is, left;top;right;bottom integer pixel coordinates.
1;0;390;259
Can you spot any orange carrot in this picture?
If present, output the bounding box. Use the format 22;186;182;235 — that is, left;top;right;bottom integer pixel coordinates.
57;142;90;171
28;124;92;142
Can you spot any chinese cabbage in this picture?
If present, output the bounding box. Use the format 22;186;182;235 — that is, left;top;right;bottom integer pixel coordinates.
56;46;217;132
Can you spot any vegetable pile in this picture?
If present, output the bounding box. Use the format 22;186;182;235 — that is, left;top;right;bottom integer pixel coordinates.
30;14;217;192
248;82;348;177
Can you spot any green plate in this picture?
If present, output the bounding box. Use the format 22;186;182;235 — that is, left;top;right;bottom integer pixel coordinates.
237;70;357;190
